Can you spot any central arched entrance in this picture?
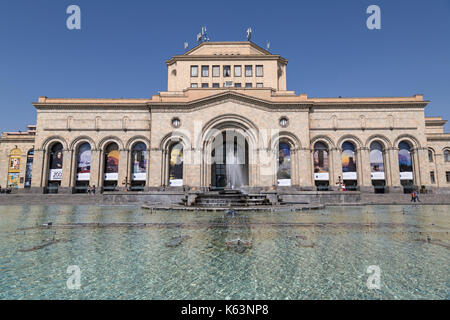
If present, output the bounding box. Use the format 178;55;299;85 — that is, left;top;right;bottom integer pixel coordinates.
210;129;249;189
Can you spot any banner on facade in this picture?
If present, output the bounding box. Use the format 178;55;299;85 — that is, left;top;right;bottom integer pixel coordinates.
277;179;291;186
400;172;413;180
169;179;183;187
314;173;329;181
49;169;63;181
76;143;91;181
8;173;19;188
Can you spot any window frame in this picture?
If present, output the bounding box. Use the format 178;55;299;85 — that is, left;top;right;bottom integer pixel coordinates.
256;83;263;88
201;83;209;88
212;83;219;88
201;65;209;77
212;65;220;77
190;65;198;77
256;65;264;77
245;65;252;77
190;83;198;88
245;83;252;88
223;65;231;77
234;65;242;77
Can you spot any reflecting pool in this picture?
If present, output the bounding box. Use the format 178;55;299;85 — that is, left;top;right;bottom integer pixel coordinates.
0;205;448;299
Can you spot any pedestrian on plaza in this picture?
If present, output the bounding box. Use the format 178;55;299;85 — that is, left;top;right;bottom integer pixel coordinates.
92;185;96;195
411;191;416;202
414;190;421;203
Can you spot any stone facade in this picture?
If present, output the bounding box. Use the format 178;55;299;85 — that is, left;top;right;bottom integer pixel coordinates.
1;41;450;194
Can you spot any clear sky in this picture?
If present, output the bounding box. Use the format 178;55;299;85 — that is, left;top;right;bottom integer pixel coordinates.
1;0;449;132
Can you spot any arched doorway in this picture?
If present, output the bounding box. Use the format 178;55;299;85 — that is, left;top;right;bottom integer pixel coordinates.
277;141;292;186
131;142;147;190
47;143;63;193
103;142;119;191
168;142;184;187
398;141;414;193
24;148;34;188
341;141;358;190
75;142;91;193
370;141;386;193
313;142;329;190
210;130;249;189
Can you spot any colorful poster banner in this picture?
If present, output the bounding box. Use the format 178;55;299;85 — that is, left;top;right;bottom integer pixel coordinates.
8;173;19;188
370;146;385;180
104;147;119;181
77;143;91;181
277;142;291;186
169;143;183;185
132;143;147;181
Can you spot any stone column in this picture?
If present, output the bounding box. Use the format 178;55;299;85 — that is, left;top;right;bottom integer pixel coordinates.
31;149;45;191
387;147;402;193
416;148;430;188
258;148;274;187
118;149;129;191
149;149;163;188
298;147;313;189
60;149;73;193
331;148;342;191
359;147;374;193
19;154;28;189
90;149;101;189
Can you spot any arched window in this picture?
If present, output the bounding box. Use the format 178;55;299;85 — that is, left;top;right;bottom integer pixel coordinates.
277;142;291;186
7;148;21;188
445;149;450;162
398;141;413;182
370;142;385;179
131;142;147;182
342;141;357;178
428;149;434;163
76;143;91;182
168;143;183;186
313;142;329;180
48;143;63;182
24;148;34;188
104;143;119;185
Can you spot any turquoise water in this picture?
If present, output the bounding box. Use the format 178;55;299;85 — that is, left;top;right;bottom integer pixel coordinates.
0;204;448;300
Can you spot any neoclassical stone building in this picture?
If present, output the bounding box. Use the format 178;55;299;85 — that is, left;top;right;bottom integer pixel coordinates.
1;41;450;194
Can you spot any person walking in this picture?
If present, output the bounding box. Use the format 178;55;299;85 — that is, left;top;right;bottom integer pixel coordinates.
414;190;421;203
92;185;96;195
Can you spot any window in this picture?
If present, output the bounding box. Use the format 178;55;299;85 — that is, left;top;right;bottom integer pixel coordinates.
245;65;252;77
430;171;435;184
234;83;241;88
256;83;263;88
191;83;198;88
234;65;242;77
446;171;450;183
224;81;233;87
245;83;252;88
256;65;263;77
201;66;209;77
212;83;219;88
223;66;231;77
190;66;198;77
201;83;209;88
445;150;450;162
428;150;434;162
212;65;220;77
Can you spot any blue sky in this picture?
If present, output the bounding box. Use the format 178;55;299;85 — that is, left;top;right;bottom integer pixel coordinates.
1;0;449;132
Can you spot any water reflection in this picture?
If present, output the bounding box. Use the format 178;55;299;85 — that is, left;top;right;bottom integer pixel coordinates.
0;205;448;299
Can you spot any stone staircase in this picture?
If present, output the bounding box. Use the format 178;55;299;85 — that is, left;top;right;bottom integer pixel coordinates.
184;189;270;207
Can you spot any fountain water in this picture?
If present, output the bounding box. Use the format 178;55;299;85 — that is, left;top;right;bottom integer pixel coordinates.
225;137;245;189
